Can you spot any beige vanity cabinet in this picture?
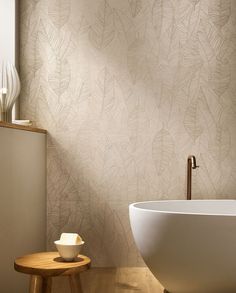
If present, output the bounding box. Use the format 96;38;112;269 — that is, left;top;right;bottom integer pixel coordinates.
0;125;46;293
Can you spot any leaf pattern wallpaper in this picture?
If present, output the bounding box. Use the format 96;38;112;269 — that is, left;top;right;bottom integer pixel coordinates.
20;0;236;267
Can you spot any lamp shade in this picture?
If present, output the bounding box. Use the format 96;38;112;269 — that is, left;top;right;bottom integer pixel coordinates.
0;61;20;122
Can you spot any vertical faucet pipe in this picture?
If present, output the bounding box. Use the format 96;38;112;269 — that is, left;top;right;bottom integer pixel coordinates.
187;157;192;200
187;155;199;200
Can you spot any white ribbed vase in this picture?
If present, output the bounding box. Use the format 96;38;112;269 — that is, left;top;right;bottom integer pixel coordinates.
0;62;21;122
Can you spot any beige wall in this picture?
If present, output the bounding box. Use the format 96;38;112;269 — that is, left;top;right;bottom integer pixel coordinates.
20;0;236;267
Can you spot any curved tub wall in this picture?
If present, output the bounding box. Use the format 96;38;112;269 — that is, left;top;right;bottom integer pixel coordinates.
129;200;236;293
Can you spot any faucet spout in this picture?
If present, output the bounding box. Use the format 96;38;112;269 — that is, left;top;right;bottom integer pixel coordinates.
187;155;199;200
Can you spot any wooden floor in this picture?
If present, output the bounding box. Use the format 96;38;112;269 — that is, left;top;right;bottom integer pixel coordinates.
52;267;164;293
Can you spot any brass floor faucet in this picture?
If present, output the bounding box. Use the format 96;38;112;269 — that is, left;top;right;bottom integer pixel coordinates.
187;155;199;200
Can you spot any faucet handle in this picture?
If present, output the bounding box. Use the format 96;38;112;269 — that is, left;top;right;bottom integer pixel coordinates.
189;155;199;169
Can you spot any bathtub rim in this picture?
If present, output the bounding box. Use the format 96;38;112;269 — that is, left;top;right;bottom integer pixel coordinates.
129;200;236;217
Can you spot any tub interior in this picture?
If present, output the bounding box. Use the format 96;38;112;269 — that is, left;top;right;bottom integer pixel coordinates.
131;200;236;215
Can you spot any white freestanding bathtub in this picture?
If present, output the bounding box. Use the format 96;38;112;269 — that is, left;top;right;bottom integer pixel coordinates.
129;200;236;293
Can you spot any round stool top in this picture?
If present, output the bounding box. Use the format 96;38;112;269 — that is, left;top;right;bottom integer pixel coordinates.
14;252;91;277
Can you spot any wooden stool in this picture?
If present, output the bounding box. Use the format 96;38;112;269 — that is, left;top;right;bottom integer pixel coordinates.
14;252;91;293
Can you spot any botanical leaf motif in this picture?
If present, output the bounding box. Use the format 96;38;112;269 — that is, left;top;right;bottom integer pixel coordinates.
36;87;56;130
197;154;218;196
182;36;202;67
128;0;142;17
60;200;86;231
184;99;203;141
70;15;90;41
28;73;42;105
105;210;130;264
176;0;200;46
31;0;40;5
229;90;236;110
152;129;174;175
208;0;231;29
20;4;38;49
97;67;116;115
188;0;200;6
41;21;71;59
208;126;231;162
89;0;115;50
152;0;174;40
100;143;127;201
199;87;222;129
48;0;71;29
77;82;91;103
123;93;149;149
174;64;200;94
113;9;135;44
48;58;71;96
127;38;153;84
152;0;163;39
209;60;231;96
156;84;173;126
27;31;43;75
198;19;224;62
20;68;41;106
127;104;140;149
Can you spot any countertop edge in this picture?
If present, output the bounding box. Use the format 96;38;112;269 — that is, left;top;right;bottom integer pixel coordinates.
0;122;47;134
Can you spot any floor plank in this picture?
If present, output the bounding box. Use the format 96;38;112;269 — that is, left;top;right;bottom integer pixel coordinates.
52;267;164;293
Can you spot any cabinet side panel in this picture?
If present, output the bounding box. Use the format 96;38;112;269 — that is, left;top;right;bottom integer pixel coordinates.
0;127;46;293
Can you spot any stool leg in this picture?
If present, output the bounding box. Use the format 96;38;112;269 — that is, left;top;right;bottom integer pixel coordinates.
42;277;52;293
69;274;83;293
30;276;42;293
29;275;52;293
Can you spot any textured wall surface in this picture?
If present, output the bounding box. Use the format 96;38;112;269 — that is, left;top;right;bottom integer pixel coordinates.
20;0;236;266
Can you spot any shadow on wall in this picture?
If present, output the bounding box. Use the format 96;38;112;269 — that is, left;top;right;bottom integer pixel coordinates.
47;140;143;267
